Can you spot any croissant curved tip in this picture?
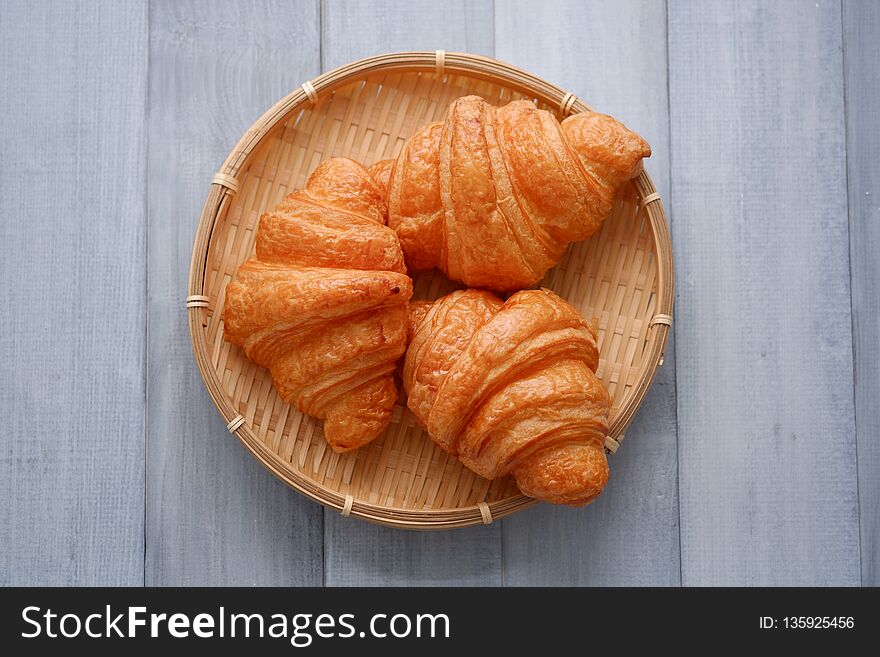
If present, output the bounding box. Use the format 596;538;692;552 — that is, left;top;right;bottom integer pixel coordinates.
323;404;393;454
560;111;652;181
512;442;610;506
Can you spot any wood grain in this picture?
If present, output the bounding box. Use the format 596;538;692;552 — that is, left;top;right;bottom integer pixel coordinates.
0;0;147;585
323;523;502;586
320;0;502;585
321;0;494;70
146;0;324;585
496;0;680;586
1;0;872;586
843;0;880;586
669;0;859;585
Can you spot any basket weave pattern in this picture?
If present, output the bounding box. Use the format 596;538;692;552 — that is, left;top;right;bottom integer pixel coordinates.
188;53;673;529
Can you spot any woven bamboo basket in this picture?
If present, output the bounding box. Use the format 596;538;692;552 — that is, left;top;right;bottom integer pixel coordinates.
187;52;673;530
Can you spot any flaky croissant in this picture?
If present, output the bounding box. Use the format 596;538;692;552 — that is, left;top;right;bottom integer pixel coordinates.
374;95;650;291
223;158;412;452
403;288;611;505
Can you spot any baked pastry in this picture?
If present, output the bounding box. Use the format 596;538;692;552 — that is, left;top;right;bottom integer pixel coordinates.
406;300;434;340
223;158;412;452
375;95;650;291
366;159;394;196
403;288;611;505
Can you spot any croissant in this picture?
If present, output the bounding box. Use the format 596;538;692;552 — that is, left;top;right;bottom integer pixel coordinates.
403;288;611;505
223;158;413;452
374;95;650;291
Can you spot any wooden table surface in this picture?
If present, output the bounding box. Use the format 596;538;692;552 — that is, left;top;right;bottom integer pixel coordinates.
1;0;876;586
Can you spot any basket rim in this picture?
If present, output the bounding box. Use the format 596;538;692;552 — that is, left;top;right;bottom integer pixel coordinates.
187;51;674;530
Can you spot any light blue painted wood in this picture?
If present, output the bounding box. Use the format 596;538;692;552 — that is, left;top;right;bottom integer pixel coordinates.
0;0;874;587
320;0;494;70
146;0;324;585
0;0;147;585
669;0;859;585
496;0;680;586
321;0;503;586
323;524;502;586
843;0;880;586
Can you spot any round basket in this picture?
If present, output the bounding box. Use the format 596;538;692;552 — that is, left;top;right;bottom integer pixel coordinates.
188;51;673;530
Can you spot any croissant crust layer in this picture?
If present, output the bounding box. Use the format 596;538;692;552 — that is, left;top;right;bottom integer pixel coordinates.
404;288;611;506
223;158;412;452
383;96;650;291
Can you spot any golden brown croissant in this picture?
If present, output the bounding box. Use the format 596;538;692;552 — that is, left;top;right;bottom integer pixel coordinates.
366;159;394;196
403;288;611;505
377;95;651;291
223;158;412;452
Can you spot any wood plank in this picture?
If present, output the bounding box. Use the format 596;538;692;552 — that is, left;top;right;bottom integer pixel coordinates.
321;0;494;70
324;524;502;586
321;0;502;586
146;0;324;586
842;0;880;586
669;0;859;585
496;0;680;586
0;0;147;585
